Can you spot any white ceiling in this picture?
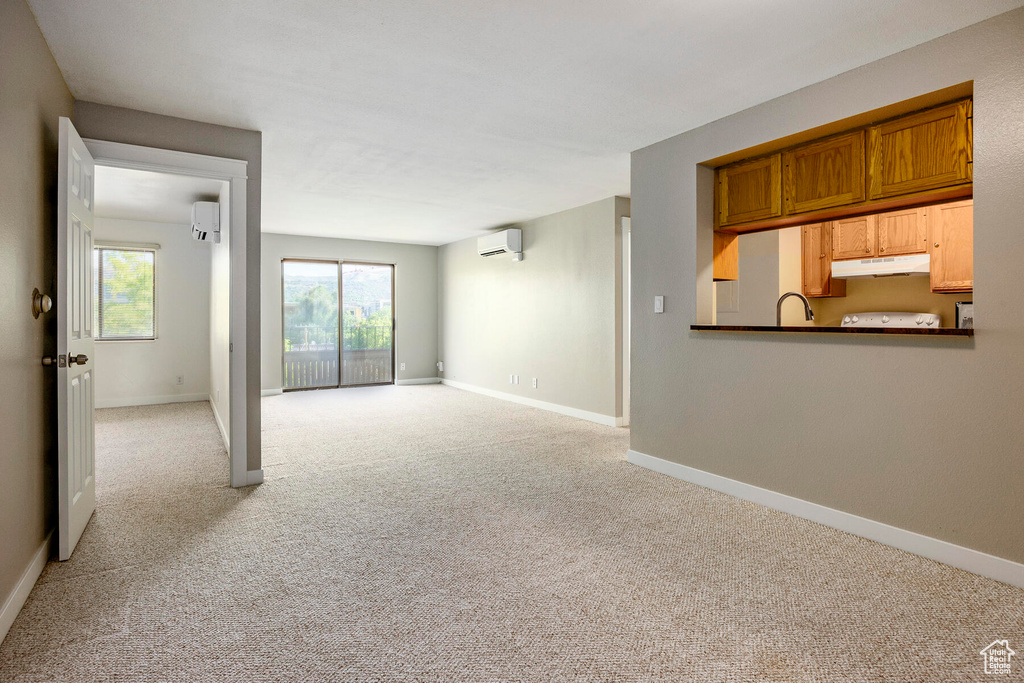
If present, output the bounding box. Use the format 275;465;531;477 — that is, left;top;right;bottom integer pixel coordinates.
94;166;225;224
28;0;1024;245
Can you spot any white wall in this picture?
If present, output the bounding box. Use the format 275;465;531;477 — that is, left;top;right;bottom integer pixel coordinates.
210;188;231;446
261;233;439;390
630;9;1024;564
438;197;629;422
92;218;211;408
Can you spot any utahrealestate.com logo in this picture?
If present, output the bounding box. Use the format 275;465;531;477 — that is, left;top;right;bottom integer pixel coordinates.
980;640;1015;675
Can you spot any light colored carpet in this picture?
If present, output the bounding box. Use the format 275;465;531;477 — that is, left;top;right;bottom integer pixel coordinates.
1;385;1021;682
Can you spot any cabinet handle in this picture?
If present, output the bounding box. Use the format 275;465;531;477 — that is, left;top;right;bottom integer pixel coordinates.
934;242;940;248
880;247;885;252
820;253;825;259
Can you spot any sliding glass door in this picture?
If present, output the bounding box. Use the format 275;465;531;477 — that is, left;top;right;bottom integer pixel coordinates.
282;261;340;389
342;263;394;386
282;259;394;390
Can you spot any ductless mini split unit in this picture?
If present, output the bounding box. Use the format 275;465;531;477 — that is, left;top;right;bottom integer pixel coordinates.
478;228;523;261
191;201;220;243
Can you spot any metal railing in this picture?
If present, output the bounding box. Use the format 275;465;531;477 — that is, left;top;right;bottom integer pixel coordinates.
283;325;392;389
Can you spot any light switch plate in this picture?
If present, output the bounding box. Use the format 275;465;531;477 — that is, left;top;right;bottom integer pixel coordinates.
654;295;665;313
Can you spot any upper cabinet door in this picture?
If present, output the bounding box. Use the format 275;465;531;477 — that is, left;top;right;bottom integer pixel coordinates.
717;154;782;227
832;215;876;260
802;223;832;297
783;131;865;215
876;207;927;256
927;199;973;292
868;99;972;200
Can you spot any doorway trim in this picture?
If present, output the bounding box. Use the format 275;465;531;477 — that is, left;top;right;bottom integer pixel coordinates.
620;216;631;427
84;138;251;488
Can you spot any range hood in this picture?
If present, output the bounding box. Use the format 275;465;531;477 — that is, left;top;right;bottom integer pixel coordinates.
832;253;930;279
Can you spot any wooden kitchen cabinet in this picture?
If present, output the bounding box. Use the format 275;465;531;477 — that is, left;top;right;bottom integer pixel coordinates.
832;215;876;260
713;231;738;281
876;207;927;256
783;130;865;215
716;154;782;227
868;99;972;200
801;222;845;298
927;199;973;292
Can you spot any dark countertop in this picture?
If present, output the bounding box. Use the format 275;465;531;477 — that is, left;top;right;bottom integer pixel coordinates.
690;325;973;336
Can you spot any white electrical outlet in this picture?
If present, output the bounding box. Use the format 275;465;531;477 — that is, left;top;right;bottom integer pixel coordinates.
437;361;444;372
176;375;184;386
510;374;515;385
400;363;406;371
532;378;537;388
654;295;665;313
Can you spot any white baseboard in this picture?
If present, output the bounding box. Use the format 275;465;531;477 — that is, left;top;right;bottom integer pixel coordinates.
96;393;209;409
246;469;264;485
261;388;283;397
0;531;52;646
396;378;441;385
627;450;1024;589
209;396;229;451
441;379;618;427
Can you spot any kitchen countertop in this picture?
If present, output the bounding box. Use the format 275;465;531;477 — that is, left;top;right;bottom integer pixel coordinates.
690;324;973;336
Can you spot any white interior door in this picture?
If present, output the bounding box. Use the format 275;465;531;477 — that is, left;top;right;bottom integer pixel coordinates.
57;117;96;561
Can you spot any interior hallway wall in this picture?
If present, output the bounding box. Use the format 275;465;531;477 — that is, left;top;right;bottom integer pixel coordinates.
630;8;1024;563
73;102;262;471
438;197;629;422
92;218;212;408
261;233;439;390
0;0;74;640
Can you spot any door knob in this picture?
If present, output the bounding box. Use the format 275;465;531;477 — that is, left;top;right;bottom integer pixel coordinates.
32;289;52;319
41;356;57;367
68;354;89;365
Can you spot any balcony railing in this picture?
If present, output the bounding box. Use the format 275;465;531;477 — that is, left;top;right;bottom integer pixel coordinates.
283;325;392;389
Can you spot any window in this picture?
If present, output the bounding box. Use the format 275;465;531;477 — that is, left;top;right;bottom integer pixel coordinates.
281;259;394;390
93;246;157;340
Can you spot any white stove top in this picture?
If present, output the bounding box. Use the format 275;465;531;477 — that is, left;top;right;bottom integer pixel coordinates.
841;312;941;328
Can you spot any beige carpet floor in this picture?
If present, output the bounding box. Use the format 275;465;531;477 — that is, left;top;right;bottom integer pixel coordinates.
0;385;1021;682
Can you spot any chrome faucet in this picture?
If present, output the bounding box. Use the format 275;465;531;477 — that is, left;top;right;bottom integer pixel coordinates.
777;291;814;326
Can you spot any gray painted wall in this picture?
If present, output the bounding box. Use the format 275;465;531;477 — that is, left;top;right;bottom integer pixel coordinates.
261;234;439;390
73;102;263;471
438;197;628;420
631;9;1024;563
0;0;73;625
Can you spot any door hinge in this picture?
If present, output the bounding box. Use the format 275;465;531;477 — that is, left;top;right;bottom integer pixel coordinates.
229;343;233;352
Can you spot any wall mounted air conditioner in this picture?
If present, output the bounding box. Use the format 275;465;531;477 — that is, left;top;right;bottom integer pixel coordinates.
478;228;523;261
191;201;220;243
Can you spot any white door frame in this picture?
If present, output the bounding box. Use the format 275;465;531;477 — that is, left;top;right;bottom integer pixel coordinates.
621;216;630;427
84;138;250;488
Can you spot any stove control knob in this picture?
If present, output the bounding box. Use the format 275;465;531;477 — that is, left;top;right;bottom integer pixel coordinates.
926;317;936;326
881;315;890;324
843;316;851;325
851;315;859;323
916;315;924;325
